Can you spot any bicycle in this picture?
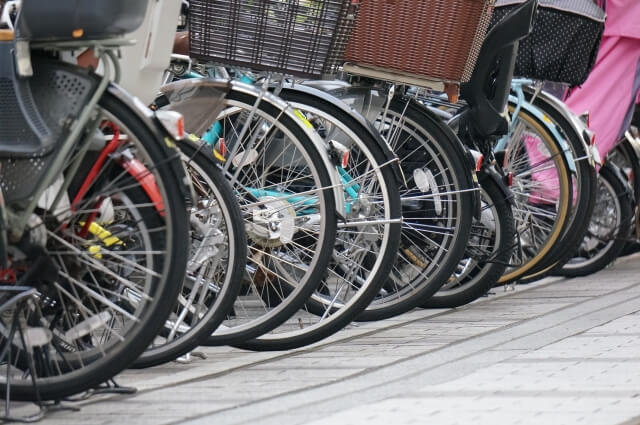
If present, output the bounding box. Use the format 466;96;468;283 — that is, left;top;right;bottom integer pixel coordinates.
158;77;340;345
0;0;191;401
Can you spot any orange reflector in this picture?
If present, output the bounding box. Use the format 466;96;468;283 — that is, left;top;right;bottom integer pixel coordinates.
508;172;514;187
0;29;14;41
72;29;84;38
444;83;460;104
341;150;350;169
176;116;185;140
217;138;227;157
475;154;484;172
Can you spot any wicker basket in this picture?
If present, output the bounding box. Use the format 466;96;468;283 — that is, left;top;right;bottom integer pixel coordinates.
343;0;495;86
188;0;358;78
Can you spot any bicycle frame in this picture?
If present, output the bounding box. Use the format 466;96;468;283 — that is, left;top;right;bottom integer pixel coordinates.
3;47;187;241
162;69;354;218
497;79;577;174
520;81;600;168
5;42;115;238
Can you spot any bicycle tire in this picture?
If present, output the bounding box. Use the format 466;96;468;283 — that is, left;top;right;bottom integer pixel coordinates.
2;90;189;401
132;139;246;368
357;96;475;320
235;88;402;351
607;138;640;256
422;174;515;308
518;94;597;281
497;104;572;283
188;86;338;345
557;163;633;277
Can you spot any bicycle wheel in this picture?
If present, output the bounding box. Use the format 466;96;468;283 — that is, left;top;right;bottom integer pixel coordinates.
1;90;189;401
422;174;515;308
518;93;598;280
609;137;640;203
132;139;246;368
557;163;633;277
236;87;401;351
497;104;572;283
358;95;475;320
608;138;640;255
160;82;338;345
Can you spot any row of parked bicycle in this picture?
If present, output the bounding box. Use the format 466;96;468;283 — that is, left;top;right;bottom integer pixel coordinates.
1;0;634;414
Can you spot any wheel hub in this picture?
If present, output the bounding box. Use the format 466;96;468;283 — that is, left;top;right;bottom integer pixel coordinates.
247;196;295;248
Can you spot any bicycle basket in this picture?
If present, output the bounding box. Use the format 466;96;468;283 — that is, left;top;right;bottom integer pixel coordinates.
15;0;148;41
343;0;495;86
490;0;605;86
0;53;98;202
188;0;357;78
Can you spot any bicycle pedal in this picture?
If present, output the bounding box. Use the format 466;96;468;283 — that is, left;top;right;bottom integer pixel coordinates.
175;351;207;364
503;283;516;292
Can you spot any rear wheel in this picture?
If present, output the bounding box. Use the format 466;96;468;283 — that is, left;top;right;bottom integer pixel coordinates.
557;163;633;277
0;91;189;400
161;84;338;345
133;139;246;368
358;96;474;320
422;175;514;308
236;88;401;351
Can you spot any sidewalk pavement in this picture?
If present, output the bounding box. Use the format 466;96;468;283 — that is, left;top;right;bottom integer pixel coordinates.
11;254;640;425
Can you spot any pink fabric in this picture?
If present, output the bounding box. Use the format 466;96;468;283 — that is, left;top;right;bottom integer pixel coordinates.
524;134;561;204
564;35;640;159
600;0;640;39
563;0;640;159
524;0;640;205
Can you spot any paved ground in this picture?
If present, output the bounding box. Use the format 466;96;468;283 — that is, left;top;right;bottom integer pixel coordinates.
9;254;640;425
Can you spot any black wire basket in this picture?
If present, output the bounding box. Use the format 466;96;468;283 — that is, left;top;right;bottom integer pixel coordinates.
188;0;358;78
0;52;98;202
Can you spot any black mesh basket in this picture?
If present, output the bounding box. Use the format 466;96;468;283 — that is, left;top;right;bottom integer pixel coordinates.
188;0;357;78
0;49;98;202
491;0;605;86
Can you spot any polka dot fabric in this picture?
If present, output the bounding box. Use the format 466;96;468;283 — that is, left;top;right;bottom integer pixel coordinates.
490;1;604;86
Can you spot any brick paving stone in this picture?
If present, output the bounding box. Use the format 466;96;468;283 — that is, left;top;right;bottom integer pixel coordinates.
13;255;640;425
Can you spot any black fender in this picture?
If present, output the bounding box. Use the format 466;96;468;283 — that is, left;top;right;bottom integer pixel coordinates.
325;85;481;218
403;96;482;220
477;164;514;206
0;188;7;267
107;83;194;207
604;161;634;204
285;82;404;185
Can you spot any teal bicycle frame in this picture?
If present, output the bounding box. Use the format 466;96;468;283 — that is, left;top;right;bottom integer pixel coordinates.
495;78;577;173
177;68;362;216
